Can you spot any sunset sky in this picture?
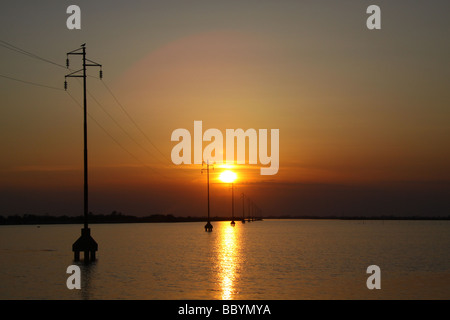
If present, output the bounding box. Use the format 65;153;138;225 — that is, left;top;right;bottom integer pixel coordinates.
1;1;449;217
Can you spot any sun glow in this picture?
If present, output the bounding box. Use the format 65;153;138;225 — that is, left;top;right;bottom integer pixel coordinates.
219;170;237;183
217;164;235;170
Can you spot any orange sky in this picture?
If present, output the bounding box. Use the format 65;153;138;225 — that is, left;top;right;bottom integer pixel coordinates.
1;2;449;217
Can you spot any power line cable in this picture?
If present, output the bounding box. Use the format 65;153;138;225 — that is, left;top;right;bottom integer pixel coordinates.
69;78;166;165
0;40;66;69
101;81;171;163
1;39;165;160
0;39;100;80
101;81;198;178
1;39;171;178
88;90;162;160
0;73;64;91
1;39;182;177
65;91;167;178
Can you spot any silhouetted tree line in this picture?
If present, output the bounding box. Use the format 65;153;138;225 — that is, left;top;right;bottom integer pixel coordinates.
0;212;448;225
0;211;217;225
264;215;450;220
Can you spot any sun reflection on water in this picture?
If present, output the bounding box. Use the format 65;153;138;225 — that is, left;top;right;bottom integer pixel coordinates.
218;223;239;300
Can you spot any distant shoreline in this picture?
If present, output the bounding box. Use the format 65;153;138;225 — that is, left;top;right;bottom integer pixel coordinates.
0;213;449;225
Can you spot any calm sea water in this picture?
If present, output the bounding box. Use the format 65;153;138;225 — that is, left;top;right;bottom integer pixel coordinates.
0;220;449;300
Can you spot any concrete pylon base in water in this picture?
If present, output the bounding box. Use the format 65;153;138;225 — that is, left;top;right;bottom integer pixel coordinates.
204;222;213;232
72;227;98;262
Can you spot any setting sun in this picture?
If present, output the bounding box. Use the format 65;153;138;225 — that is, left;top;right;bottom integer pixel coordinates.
219;170;237;183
